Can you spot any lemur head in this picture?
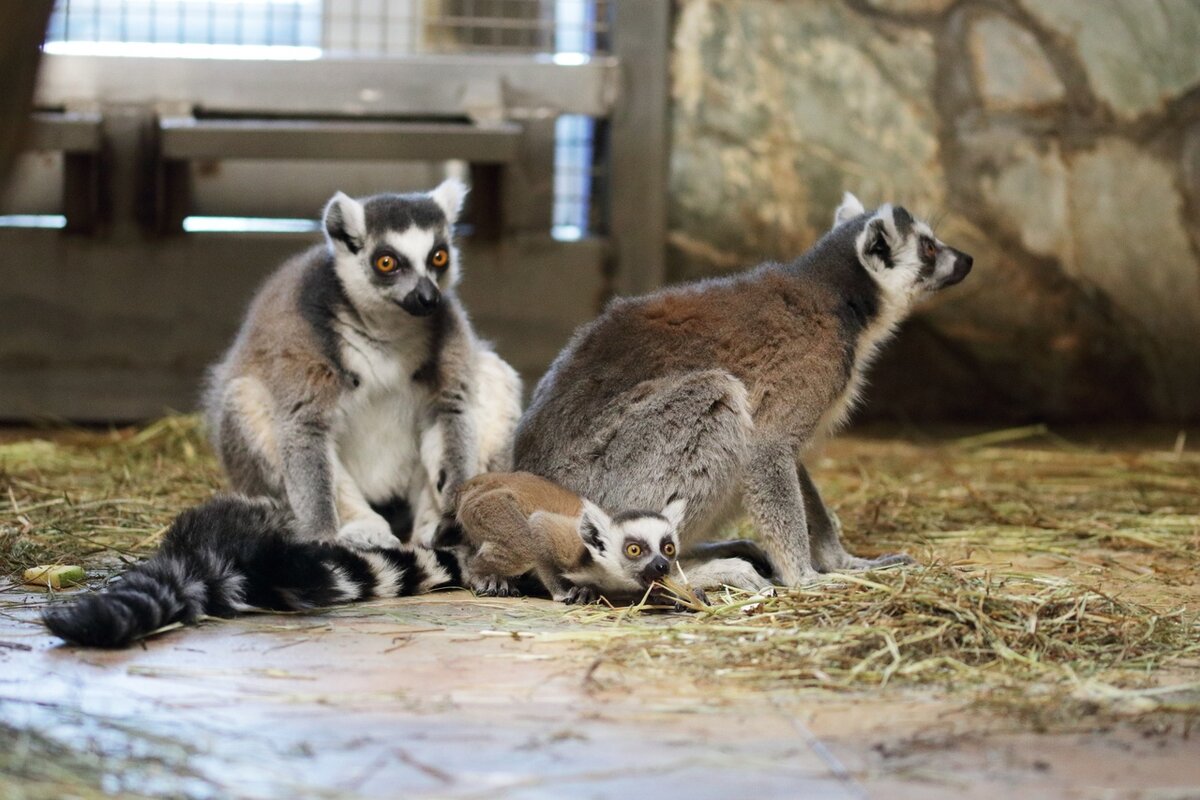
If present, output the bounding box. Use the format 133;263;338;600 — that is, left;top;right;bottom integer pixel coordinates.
569;497;687;594
833;192;973;307
322;179;467;319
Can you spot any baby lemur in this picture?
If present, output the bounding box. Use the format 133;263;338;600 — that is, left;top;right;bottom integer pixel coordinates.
204;180;521;550
435;472;686;604
515;193;973;588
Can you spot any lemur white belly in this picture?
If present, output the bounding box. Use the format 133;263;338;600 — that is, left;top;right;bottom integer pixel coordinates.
334;325;431;505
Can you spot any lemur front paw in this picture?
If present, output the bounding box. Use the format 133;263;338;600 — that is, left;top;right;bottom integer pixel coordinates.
559;586;600;605
471;576;519;598
337;517;399;550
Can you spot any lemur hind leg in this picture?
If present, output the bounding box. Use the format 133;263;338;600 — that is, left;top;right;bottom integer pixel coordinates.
798;462;913;572
742;439;820;584
210;377;284;499
213;377;346;544
466;544;523;597
561;369;753;538
457;489;529;597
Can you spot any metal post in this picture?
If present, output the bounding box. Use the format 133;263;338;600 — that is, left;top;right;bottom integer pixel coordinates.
608;0;670;298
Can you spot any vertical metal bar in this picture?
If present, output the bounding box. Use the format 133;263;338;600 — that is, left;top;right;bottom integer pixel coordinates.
354;0;361;53
380;0;388;55
0;0;56;185
608;0;669;296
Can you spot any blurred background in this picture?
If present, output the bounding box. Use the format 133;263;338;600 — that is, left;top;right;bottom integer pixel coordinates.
1;0;1197;424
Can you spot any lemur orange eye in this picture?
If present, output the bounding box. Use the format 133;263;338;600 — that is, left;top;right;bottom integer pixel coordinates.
624;543;642;559
920;237;938;262
663;542;676;558
431;248;449;269
374;254;397;273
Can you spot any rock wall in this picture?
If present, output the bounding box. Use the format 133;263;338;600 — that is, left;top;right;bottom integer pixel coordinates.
668;0;1200;421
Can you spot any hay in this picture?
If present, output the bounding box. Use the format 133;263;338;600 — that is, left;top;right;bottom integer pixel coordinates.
2;417;1197;728
583;565;1198;725
0;416;221;577
575;430;1200;727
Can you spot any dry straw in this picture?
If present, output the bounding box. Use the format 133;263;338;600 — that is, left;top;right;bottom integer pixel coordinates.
2;419;1198;729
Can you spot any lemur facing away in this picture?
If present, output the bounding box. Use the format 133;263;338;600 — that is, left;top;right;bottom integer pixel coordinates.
203;180;521;550
515;194;973;588
433;472;686;604
42;495;468;648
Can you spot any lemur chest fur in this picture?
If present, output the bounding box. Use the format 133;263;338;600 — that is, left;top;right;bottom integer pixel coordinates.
332;318;433;504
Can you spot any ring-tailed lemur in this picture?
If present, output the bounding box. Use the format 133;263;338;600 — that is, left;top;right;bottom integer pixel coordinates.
433;471;685;604
203;180;521;550
40;484;690;646
514;193;973;588
41;494;465;648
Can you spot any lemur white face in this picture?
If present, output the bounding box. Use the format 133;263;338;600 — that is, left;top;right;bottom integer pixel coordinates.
834;192;973;304
573;498;686;593
322;179;467;319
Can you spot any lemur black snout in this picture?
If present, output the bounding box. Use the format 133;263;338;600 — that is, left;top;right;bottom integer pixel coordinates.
641;555;671;584
403;277;441;315
944;251;973;287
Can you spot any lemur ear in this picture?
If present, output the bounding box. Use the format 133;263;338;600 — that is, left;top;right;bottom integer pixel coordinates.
859;208;897;269
661;496;687;531
891;204;915;236
324;191;366;255
429;178;468;224
833;191;866;229
579;501;612;552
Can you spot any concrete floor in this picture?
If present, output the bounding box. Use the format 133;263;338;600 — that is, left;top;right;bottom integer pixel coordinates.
3;587;1198;800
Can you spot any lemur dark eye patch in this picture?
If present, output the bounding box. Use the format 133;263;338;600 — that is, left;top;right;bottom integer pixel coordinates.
919;236;938;263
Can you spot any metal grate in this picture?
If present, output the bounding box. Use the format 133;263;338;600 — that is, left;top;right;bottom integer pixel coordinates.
43;0;612;236
45;0;611;56
46;1;322;50
553;115;602;238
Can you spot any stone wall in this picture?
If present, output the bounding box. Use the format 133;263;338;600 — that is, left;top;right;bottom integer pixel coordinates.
668;0;1200;421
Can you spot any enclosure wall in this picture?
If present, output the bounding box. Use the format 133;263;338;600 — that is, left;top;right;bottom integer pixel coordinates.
668;0;1200;422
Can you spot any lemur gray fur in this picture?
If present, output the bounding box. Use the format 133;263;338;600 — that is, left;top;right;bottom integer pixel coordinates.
42;494;467;648
203;180;521;550
433;471;685;604
514;193;973;588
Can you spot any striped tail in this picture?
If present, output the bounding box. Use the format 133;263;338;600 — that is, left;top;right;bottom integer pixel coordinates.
42;494;465;648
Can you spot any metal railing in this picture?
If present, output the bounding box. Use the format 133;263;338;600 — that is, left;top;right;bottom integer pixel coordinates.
45;0;611;56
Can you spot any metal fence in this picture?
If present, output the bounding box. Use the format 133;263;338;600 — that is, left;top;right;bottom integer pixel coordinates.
43;0;611;235
45;0;612;56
